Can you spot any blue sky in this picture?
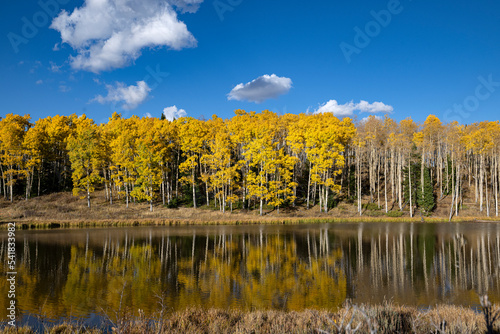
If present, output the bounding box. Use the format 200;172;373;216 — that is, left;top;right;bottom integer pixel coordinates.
1;0;500;124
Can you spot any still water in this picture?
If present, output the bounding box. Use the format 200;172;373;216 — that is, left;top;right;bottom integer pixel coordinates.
2;222;500;321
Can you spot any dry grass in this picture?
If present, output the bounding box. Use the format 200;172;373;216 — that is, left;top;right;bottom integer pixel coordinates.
0;303;497;334
0;190;497;229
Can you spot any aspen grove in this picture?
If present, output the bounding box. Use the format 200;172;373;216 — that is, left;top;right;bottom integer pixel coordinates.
1;111;499;217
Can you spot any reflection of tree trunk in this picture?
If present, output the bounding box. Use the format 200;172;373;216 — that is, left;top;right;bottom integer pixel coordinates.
192;232;196;270
357;226;363;271
307;230;312;267
205;234;209;263
423;240;428;292
399;233;404;288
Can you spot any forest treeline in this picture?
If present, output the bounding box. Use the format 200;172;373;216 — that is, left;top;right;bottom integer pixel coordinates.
0;111;499;218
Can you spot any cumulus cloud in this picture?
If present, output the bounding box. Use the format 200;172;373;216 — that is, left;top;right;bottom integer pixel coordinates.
163;105;187;121
227;74;292;103
357;100;393;113
92;81;151;110
314;100;357;117
50;0;199;73
313;100;393;117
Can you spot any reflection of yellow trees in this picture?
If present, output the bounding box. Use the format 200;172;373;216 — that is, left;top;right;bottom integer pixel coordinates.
176;235;242;309
243;235;346;311
7;226;500;321
63;246;107;314
2;234;347;319
0;252;68;319
62;243;163;315
176;234;346;311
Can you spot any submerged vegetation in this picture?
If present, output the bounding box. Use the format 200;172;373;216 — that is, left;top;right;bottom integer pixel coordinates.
0;111;500;221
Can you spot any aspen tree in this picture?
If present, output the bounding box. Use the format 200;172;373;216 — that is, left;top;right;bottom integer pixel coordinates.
67;115;104;208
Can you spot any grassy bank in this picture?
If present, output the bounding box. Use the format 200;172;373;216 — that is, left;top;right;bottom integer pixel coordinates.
1;191;499;229
2;215;498;230
1;302;498;334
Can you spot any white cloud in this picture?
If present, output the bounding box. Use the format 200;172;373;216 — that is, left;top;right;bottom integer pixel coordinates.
144;112;153;118
357;100;393;113
50;0;199;73
92;81;151;110
314;100;357;117
313;100;393;117
36;80;43;85
227;74;292;103
163;105;187;121
50;61;62;73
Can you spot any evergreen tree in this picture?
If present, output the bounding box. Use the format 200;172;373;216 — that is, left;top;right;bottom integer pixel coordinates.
417;165;435;215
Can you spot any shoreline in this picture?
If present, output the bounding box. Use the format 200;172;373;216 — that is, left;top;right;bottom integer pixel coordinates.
1;216;499;229
2;191;500;229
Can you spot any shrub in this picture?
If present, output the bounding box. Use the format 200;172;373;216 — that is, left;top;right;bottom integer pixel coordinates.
166;198;179;208
386;210;404;217
364;203;381;211
365;211;385;217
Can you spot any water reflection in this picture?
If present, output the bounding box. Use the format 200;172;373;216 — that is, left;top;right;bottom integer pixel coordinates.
2;223;500;320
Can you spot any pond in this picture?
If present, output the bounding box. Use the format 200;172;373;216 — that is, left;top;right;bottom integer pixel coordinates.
2;222;500;326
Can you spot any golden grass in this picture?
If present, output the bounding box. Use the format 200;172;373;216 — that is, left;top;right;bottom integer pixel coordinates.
0;303;495;333
0;190;496;229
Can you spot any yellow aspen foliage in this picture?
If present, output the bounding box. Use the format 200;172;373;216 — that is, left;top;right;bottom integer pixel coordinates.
304;113;355;212
177;117;208;208
0;114;32;202
106;114;140;207
67;115;104;208
201;115;239;212
130;117;165;211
